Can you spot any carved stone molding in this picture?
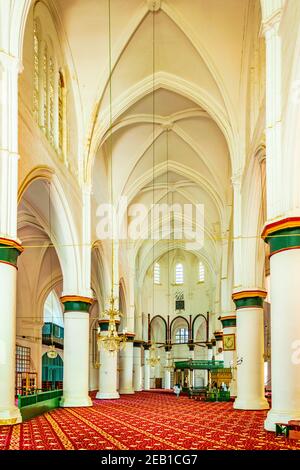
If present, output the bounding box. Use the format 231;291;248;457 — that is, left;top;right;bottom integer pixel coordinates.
147;0;161;12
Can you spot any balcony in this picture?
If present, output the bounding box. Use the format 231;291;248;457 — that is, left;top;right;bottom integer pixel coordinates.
42;322;64;349
174;359;224;370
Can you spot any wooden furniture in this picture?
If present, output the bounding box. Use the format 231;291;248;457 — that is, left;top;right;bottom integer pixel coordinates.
288;420;300;440
188;387;207;401
155;378;162;389
210;368;232;388
275;423;290;437
275;420;300;439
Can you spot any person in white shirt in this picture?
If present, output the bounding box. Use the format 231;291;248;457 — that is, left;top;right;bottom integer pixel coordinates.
173;383;182;398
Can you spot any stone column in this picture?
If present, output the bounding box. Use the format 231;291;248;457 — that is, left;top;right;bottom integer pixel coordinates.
133;341;142;391
260;0;300;431
232;290;269;410
119;334;134;394
221;316;237;397
164;349;172;389
211;338;216;361
207;342;213;361
188;345;195;386
144;344;151;390
60;296;93;407
97;348;119;399
214;331;224;361
96;319;120;399
0;240;23;425
263;218;300;429
0;47;23;426
204;342;213;387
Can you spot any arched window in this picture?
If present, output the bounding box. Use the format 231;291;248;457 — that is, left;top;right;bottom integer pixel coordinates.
199;262;205;282
33;20;40;123
33;24;66;156
175;328;188;344
154;262;160;284
175;263;184;284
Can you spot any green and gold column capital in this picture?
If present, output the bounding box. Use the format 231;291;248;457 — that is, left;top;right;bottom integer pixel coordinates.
60;295;94;313
0;237;24;268
124;333;135;342
220;315;236;328
262;216;300;256
98;318;121;331
232;289;267;309
214;331;223;341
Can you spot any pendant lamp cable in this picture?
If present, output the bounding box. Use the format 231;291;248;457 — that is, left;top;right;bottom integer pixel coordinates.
108;0;114;301
167;129;170;338
48;181;54;348
152;3;156;338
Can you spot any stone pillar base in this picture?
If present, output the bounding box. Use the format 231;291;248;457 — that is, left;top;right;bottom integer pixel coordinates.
119;388;134;395
234;397;269;410
0;407;22;426
264;409;300;432
60;396;93;407
96;391;120;399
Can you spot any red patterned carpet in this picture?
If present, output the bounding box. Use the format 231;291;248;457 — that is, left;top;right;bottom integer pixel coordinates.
0;391;300;450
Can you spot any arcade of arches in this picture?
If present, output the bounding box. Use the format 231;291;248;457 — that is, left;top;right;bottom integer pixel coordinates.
1;0;300;451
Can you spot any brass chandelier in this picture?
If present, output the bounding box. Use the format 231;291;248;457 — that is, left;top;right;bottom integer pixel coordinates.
164;353;174;371
97;297;126;353
97;0;126;354
147;343;161;367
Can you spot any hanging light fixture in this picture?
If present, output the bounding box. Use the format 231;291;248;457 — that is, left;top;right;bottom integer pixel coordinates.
97;297;126;352
97;0;126;353
147;343;161;367
164;347;174;371
47;181;58;360
47;344;58;359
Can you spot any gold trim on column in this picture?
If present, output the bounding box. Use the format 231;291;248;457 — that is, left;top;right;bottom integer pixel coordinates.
60;295;93;304
0;417;18;425
0;237;24;252
232;290;267;301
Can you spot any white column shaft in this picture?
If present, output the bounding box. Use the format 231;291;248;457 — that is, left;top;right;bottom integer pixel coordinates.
144;350;150;390
133;346;142;391
0;264;21;424
0;53;19;239
61;311;92;407
119;342;134;394
223;326;237;397
0;51;22;426
207;348;213;361
234;308;269;410
97;347;119;399
216;339;224;361
265;250;300;430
